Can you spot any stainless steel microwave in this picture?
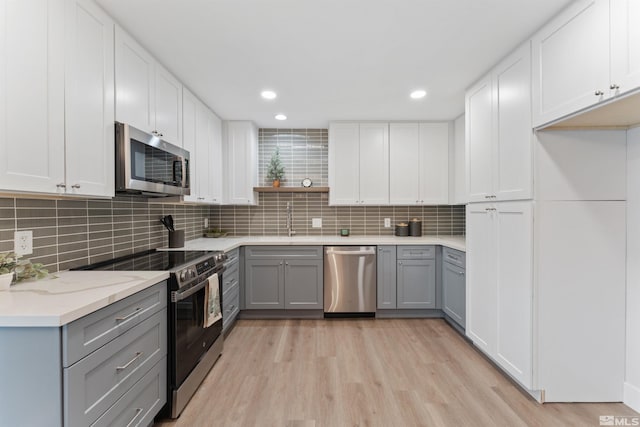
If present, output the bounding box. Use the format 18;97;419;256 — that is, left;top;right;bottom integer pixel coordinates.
115;122;190;196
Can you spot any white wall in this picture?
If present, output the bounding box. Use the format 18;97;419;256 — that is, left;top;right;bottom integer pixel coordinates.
626;127;640;412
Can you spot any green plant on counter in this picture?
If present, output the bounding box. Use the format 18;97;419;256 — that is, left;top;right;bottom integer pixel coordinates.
0;251;50;282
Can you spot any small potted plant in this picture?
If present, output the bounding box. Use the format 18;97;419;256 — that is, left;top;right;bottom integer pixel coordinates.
0;251;49;290
266;147;285;187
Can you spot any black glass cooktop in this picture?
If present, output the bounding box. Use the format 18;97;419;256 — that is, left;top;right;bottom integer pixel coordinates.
72;249;211;272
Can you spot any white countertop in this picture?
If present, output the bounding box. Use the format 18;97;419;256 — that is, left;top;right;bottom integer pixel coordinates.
164;235;466;253
0;271;169;327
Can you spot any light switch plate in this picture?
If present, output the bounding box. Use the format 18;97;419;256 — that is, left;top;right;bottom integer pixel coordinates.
384;218;391;228
312;218;322;228
14;230;33;256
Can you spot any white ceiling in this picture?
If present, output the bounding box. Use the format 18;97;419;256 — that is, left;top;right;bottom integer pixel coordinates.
97;0;573;128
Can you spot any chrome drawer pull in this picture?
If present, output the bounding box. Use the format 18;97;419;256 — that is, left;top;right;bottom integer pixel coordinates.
116;352;143;372
125;408;144;427
116;307;141;321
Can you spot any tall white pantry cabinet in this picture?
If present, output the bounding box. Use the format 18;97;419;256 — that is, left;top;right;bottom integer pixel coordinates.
465;39;626;402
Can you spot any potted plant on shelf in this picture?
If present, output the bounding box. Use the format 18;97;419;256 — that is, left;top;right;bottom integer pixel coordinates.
266;147;285;188
0;251;50;290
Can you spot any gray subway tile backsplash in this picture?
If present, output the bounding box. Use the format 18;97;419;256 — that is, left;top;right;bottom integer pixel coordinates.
0;127;464;273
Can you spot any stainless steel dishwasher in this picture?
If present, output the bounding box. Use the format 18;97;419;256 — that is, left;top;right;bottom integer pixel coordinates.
324;246;376;317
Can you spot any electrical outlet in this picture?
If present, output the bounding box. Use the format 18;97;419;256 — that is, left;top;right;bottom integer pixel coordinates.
204;218;209;229
384;218;391;228
14;230;33;256
312;218;322;228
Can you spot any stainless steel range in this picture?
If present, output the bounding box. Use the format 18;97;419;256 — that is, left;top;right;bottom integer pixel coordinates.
74;249;227;418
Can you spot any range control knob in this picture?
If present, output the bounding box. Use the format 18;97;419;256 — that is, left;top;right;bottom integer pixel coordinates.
190;269;197;279
179;270;188;282
214;253;228;263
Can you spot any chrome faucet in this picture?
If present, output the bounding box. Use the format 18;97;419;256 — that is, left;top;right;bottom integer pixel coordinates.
286;202;296;237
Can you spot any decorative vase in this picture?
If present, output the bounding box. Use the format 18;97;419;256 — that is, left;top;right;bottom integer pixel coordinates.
0;272;14;291
272;179;281;188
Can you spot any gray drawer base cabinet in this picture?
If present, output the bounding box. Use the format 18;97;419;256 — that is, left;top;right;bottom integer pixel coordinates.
222;248;240;332
245;246;323;310
442;248;466;329
0;281;167;427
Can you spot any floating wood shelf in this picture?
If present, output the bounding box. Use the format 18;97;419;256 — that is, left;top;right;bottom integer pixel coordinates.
253;186;329;193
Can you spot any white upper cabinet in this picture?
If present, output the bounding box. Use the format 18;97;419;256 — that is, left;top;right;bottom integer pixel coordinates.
389;123;420;204
531;0;610;127
0;0;114;198
224;121;258;205
466;42;532;203
389;123;449;205
328;123;360;205
610;0;640;93
450;115;466;204
466;74;494;202
359;123;390;205
419;123;449;204
182;88;223;204
329;122;389;205
64;0;115;197
0;0;66;194
115;26;182;146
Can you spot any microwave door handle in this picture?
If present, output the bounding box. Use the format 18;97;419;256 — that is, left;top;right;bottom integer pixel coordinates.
172;160;181;184
183;159;189;188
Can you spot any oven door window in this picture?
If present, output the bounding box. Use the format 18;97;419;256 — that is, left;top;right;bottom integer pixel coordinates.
130;139;184;187
172;279;222;386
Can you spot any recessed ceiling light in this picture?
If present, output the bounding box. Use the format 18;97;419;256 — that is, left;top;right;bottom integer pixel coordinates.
275;114;287;121
410;90;427;99
261;90;277;100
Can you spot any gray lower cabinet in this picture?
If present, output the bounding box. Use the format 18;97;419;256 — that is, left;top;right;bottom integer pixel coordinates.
377;246;397;309
222;248;240;332
442;248;466;329
0;281;167;427
397;259;437;309
245;246;323;310
396;245;437;309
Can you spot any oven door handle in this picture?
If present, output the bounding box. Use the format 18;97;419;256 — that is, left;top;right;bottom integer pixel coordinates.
172;280;207;302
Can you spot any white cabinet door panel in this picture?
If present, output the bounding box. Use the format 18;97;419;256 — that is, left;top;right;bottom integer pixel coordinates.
466;75;493;202
181;88;198;202
536;201;625;401
419;122;449;204
225;121;257;205
115;27;155;133
494;44;532;201
359;123;388;205
0;0;65;193
64;0;114;197
451;115;466;204
465;203;496;355
329;123;360;205
610;0;640;94
495;201;532;388
531;0;609;127
154;64;182;146
209;112;223;204
195;100;211;201
389;123;419;204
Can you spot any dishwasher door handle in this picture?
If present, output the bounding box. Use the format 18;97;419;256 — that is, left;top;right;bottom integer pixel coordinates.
326;249;376;256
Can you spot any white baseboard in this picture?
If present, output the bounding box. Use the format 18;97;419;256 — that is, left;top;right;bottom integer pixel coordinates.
624;382;640;413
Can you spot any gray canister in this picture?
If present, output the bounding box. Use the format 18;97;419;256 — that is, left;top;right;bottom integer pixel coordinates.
395;222;409;236
409;218;422;237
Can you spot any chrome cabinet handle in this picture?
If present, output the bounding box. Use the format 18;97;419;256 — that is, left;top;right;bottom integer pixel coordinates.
484;195;491;199
595;90;604;96
125;408;144;427
56;183;66;189
458;271;465;276
610;84;620;90
115;307;141;321
116;352;143;372
71;184;81;189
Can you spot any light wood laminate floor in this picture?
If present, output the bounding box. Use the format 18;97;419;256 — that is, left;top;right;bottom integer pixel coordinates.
155;319;638;427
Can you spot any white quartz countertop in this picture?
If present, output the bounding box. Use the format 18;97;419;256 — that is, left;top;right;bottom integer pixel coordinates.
163;235;466;253
0;271;169;327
